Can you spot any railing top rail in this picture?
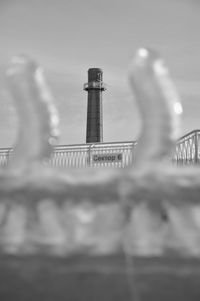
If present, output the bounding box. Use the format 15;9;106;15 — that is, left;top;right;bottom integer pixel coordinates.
178;129;200;142
0;148;12;152
0;141;137;153
54;140;137;150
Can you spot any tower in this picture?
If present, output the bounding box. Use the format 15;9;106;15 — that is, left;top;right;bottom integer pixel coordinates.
84;68;106;143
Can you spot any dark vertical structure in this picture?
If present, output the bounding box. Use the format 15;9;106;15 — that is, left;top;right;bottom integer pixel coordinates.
84;68;106;143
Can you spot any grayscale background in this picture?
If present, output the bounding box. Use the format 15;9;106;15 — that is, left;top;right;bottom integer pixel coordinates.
0;0;199;146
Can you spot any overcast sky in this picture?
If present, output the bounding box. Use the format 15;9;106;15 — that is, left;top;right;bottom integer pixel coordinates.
0;0;200;147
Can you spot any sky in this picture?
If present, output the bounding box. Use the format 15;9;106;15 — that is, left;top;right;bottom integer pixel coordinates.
0;0;200;147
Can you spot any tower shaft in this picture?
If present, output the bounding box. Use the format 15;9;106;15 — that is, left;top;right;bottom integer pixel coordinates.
84;68;106;143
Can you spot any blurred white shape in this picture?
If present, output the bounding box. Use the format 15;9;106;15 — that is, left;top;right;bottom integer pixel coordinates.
138;48;149;59
174;101;183;115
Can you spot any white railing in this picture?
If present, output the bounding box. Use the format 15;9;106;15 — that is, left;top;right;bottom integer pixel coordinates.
1;130;200;169
173;130;200;165
0;141;136;169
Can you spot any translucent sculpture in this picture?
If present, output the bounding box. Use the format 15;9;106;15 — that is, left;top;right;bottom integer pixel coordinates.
0;49;200;301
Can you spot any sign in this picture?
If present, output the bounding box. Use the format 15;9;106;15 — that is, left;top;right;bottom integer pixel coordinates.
92;153;123;164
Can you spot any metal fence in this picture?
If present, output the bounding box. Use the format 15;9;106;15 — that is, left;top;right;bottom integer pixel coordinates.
48;141;135;168
0;130;200;169
0;148;12;168
173;130;200;165
0;141;136;169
